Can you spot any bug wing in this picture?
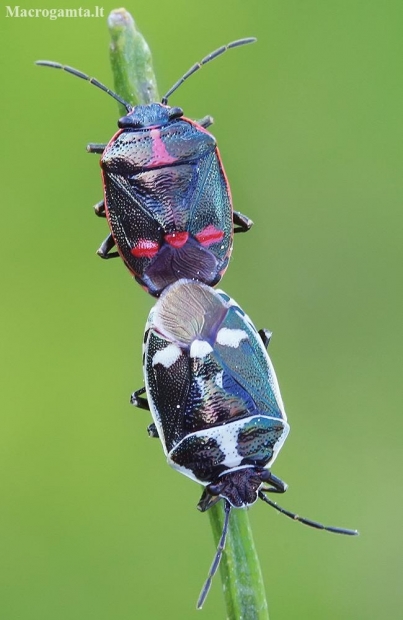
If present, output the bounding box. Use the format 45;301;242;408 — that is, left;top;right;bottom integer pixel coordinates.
186;145;232;266
102;173;163;271
144;328;191;454
213;304;287;422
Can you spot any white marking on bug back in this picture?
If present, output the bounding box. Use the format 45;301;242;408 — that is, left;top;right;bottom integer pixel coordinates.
216;327;248;348
215;371;224;388
214;423;243;467
152;343;182;368
190;339;213;359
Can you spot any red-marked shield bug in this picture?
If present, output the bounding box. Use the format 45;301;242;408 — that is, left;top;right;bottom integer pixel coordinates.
36;39;256;296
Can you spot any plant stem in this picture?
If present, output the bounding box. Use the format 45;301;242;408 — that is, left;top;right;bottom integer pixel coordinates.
107;9;269;617
208;502;270;619
108;8;159;112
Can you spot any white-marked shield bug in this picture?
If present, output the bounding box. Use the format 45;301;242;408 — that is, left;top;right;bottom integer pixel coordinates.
131;279;358;608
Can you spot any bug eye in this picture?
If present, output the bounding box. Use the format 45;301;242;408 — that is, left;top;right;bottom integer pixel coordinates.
118;115;142;129
259;470;272;483
207;482;224;497
168;106;184;120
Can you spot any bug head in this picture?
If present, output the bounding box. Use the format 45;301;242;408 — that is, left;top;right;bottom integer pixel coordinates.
118;103;184;129
198;467;269;511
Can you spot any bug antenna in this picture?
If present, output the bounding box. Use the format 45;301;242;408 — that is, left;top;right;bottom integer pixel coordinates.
258;490;359;536
35;61;133;112
161;37;256;105
196;500;231;609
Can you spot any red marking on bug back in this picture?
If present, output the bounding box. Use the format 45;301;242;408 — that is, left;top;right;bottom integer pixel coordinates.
150;128;177;166
165;231;189;248
131;239;160;258
195;225;224;247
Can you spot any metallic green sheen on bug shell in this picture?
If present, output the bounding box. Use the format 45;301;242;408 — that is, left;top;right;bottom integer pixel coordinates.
142;279;289;508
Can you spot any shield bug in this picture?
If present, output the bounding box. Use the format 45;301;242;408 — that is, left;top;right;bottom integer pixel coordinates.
36;39;256;296
131;279;358;608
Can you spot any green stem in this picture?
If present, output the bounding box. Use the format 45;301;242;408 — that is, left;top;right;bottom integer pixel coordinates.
107;9;269;617
208;502;270;619
108;8;159;112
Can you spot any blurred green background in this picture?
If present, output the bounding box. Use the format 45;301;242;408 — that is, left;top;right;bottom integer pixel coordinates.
1;1;402;618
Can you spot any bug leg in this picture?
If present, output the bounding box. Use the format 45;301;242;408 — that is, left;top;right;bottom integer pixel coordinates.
87;143;107;154
93;200;105;217
130;389;159;439
147;423;159;438
130;387;149;409
258;328;272;349
196;115;214;129
97;233;120;259
233;210;253;233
